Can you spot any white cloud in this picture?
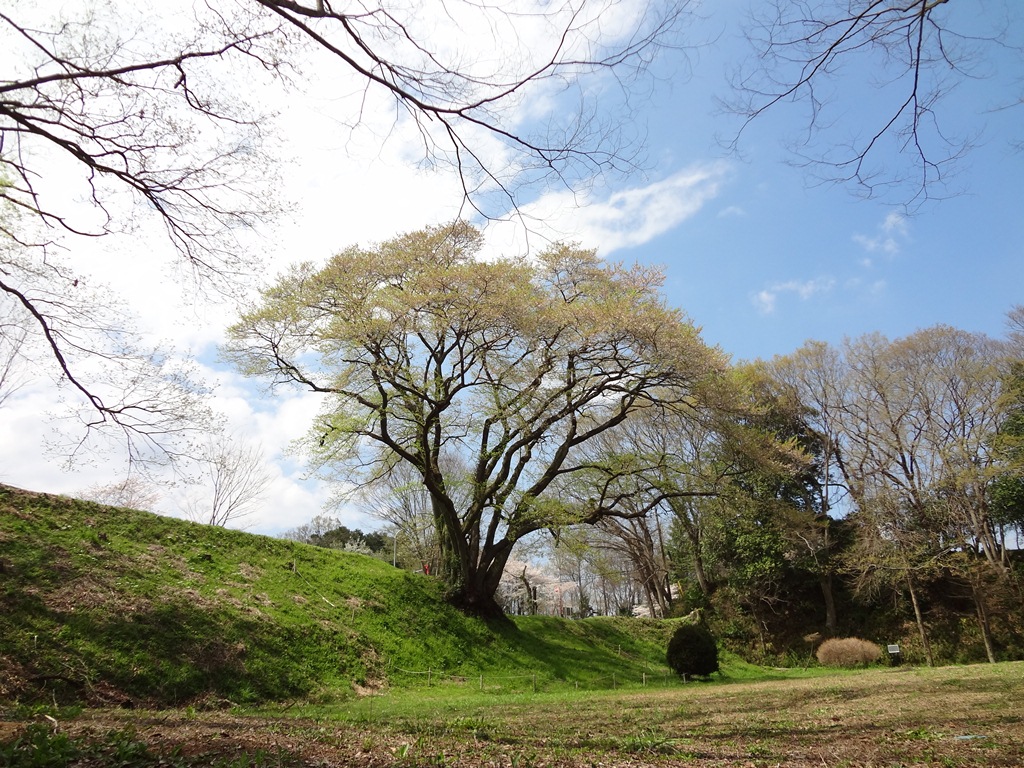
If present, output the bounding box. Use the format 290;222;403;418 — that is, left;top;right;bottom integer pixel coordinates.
752;278;836;315
752;289;777;314
854;211;909;256
486;163;730;256
845;277;888;297
717;205;746;218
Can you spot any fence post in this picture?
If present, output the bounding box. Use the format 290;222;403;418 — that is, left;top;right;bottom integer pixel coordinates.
479;675;483;691
643;672;647;687
532;673;537;693
428;667;432;686
612;673;616;690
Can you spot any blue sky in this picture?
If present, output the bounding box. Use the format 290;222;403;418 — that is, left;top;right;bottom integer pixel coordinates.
588;0;1024;362
2;0;1022;532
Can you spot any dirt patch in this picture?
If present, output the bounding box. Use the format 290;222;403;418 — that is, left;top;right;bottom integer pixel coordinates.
0;659;32;700
44;576;129;614
161;586;218;609
136;544;198;580
237;563;263;581
214;588;246;609
191;640;247;676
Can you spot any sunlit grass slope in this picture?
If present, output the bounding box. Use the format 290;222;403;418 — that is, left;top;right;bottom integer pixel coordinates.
0;484;689;707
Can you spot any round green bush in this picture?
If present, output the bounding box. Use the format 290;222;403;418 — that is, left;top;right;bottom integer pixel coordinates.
666;623;720;679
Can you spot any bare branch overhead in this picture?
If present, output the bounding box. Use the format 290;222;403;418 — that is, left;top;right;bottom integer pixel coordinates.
725;0;1022;207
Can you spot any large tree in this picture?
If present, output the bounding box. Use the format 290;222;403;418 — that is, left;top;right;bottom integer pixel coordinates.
224;222;723;615
1;0;688;458
729;361;844;635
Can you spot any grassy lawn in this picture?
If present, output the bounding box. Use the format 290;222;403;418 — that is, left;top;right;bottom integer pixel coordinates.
4;486;1024;765
0;485;689;707
5;662;1022;766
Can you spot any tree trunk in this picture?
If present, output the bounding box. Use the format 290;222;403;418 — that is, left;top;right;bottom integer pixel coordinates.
971;582;997;664
447;582;506;618
672;506;713;597
692;554;712;597
643;583;657;619
819;573;838;635
906;575;934;667
444;539;515;619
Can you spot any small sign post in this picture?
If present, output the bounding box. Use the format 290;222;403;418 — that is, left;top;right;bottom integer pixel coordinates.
887;644;902;666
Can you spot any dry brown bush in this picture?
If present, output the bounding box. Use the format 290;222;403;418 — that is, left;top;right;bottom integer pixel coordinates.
816;637;882;668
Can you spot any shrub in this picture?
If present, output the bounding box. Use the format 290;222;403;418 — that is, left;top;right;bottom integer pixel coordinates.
816;637;882;668
666;623;720;679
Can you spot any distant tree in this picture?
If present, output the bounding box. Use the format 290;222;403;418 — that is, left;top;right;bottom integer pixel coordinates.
181;435;273;527
280;514;392;556
772;327;1014;664
988;308;1024;540
741;360;843;635
314;525;388;554
354;459;452;572
705;490;789;654
549;527;602;618
594;511;673;617
641;368;819;641
0;180;29;412
1006;305;1024;353
79;476;162;512
0;303;28;411
579;402;725;615
765;345;852;635
497;557;559;616
225;222;724;616
280;514;345;544
990;361;1024;539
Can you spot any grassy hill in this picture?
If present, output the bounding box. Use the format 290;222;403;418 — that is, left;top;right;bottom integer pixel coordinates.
0;484;686;708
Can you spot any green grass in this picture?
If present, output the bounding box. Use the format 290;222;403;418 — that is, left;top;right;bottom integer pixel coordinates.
0;484;729;707
8;482;1022;766
15;662;1010;768
3;663;1022;768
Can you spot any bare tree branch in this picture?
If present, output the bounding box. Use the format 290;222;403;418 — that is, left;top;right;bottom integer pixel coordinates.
181;433;273;527
725;0;1021;206
1;0;692;460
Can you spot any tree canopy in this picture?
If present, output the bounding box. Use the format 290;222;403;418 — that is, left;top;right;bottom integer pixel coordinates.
225;221;725;615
